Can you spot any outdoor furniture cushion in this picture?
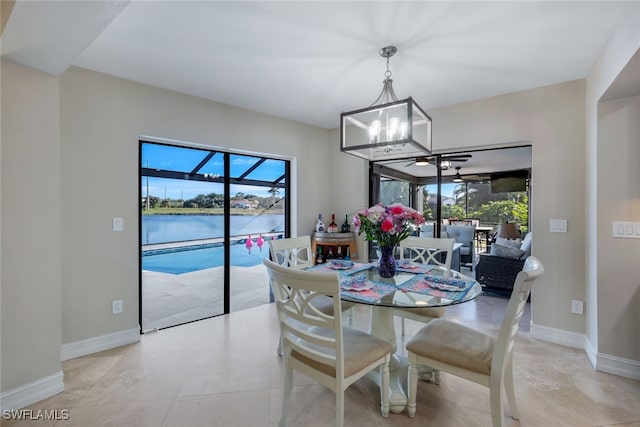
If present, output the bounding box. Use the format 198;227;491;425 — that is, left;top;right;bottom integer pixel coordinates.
491;243;525;259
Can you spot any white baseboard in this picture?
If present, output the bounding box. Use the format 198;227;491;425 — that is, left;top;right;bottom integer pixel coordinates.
585;336;598;369
0;371;64;411
595;352;640;380
531;324;640;380
60;327;140;361
530;323;586;349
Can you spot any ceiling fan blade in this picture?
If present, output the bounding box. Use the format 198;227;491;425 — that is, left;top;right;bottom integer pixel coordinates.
442;156;469;162
442;154;472;159
382;159;413;165
464;174;490;181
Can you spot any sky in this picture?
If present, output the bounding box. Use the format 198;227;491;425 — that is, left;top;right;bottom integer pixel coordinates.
141;143;285;200
426;183;457;199
141;142;459;202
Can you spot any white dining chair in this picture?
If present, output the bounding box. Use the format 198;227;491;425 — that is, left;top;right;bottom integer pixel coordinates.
268;236;355;356
396;236;456;337
268;235;314;269
405;256;544;426
263;258;392;427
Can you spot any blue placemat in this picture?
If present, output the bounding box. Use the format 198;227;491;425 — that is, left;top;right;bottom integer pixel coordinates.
398;274;476;302
340;281;398;304
395;262;437;274
307;262;373;276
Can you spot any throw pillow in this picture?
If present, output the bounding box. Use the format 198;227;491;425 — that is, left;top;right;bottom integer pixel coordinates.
495;237;522;248
492;243;525;259
520;232;532;256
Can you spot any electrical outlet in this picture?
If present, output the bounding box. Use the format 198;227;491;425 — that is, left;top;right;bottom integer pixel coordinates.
571;299;583;315
112;299;123;314
112;217;124;232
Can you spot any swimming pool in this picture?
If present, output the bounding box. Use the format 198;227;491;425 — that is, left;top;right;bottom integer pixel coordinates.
142;243;270;274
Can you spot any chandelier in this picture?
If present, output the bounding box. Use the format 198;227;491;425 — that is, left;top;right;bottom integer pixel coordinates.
340;46;432;161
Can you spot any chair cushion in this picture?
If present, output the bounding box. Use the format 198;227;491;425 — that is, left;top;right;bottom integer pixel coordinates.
495;237;522;248
445;225;475;244
292;327;392;377
491;243;525;259
406;319;495;375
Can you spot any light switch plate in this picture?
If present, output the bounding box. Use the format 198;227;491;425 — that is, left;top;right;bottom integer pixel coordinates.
549;219;567;233
612;221;640;238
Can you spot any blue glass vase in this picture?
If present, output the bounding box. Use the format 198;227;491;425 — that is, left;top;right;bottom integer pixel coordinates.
378;245;397;278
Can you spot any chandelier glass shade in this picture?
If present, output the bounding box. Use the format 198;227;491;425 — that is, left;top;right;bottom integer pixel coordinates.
340;46;432;161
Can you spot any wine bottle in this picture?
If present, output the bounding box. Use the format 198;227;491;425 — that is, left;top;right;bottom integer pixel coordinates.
336;246;344;260
344;247;351;261
327;213;338;233
316;247;324;264
315;213;325;232
326;247;335;261
341;214;351;232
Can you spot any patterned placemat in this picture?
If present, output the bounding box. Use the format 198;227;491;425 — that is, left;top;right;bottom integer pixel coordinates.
398;275;476;302
308;262;373;275
395;262;437;274
339;281;398;304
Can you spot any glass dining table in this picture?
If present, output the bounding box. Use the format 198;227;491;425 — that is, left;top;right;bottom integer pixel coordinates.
309;259;482;414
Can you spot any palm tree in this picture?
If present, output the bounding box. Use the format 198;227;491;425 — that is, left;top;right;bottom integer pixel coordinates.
268;187;280;209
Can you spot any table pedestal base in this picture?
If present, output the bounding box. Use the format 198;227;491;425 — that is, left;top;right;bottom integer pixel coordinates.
367;354;407;414
369;305;439;413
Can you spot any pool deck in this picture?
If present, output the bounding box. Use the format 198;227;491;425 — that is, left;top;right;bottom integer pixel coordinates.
142;232;283;251
142;264;271;332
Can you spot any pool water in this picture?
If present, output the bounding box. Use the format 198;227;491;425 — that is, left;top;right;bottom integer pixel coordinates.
142;244;270;274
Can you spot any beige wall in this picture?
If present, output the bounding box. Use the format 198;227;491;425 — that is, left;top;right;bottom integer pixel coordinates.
596;95;640;360
59;66;332;344
435;81;588;335
1;61;62;391
586;3;640;373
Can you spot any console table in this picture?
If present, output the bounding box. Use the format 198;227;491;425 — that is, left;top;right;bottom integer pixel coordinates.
312;232;358;261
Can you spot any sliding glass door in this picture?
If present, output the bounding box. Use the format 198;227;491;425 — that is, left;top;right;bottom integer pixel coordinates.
139;141;289;331
227;154;287;312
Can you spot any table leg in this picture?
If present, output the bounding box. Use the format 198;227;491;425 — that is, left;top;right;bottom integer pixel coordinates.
369;306;408;414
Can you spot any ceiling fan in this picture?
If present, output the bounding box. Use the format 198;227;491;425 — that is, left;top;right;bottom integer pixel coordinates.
450;166;490;182
385;153;472;169
453;167;464;182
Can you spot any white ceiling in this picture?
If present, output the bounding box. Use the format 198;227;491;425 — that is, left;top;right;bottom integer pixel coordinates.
2;1;633;132
3;1;638;178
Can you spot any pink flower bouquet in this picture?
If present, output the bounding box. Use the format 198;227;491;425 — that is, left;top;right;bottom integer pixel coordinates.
353;203;425;247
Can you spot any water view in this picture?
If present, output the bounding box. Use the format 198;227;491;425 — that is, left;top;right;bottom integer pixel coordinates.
142;214;284;245
142;214;284;273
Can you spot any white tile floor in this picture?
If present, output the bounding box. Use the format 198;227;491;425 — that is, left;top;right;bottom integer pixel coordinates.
6;294;639;427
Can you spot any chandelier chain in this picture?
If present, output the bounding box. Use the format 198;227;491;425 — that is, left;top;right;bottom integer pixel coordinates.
385;55;392;79
370;45;400;107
